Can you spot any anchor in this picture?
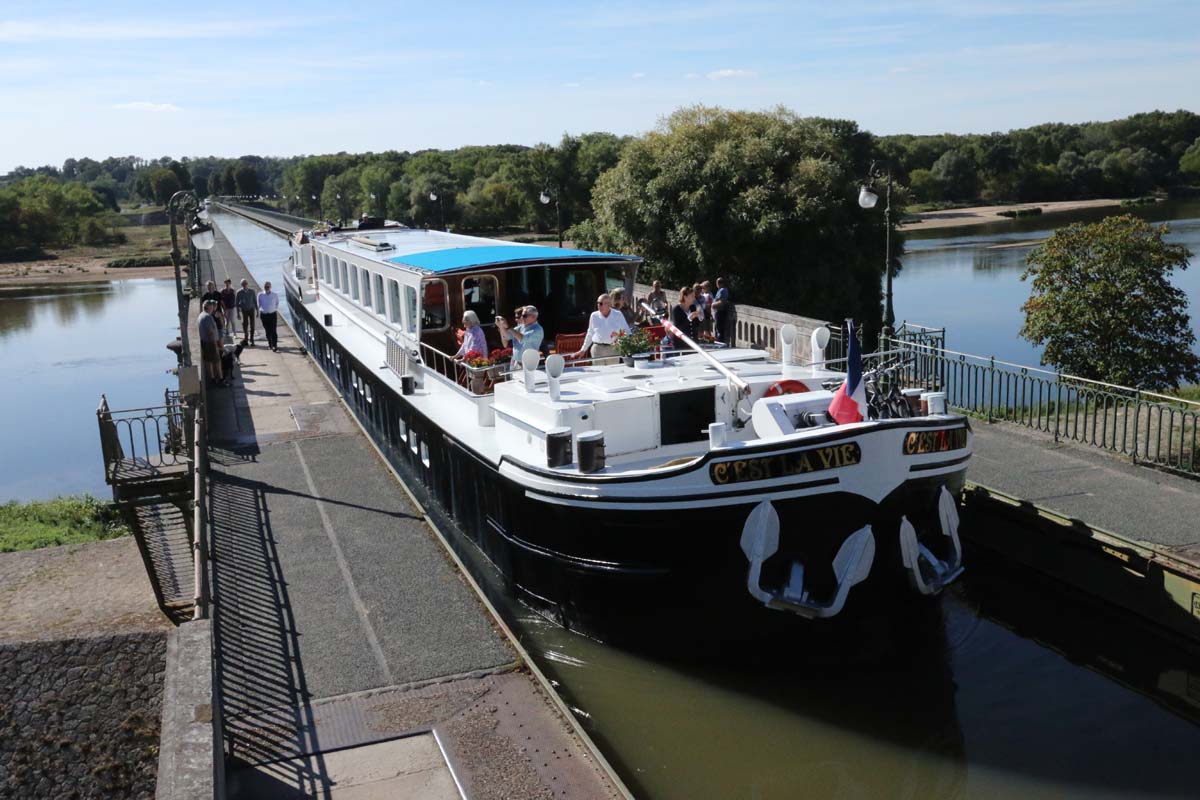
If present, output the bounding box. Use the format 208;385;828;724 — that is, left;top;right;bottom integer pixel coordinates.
898;486;966;595
739;500;876;619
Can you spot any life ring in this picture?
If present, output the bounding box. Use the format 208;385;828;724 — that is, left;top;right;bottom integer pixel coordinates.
764;379;810;397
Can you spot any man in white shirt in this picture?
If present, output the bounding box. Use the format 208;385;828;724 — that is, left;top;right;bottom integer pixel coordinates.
257;281;281;352
571;293;630;364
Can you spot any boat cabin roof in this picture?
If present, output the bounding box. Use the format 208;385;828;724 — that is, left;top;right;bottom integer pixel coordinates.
309;227;640;277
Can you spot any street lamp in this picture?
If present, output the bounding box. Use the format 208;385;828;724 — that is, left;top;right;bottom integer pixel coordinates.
429;190;444;230
540;189;562;247
167;190;216;367
859;163;895;338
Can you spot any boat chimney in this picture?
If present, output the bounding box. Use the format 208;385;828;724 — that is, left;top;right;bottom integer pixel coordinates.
545;354;565;402
811;326;831;369
521;348;540;393
780;324;797;378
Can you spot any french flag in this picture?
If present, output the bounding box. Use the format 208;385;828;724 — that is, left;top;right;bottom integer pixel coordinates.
828;320;867;424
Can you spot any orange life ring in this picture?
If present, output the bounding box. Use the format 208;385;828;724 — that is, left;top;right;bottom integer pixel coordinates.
764;379;810;397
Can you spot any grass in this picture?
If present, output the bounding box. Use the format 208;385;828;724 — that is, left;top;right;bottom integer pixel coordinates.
1173;384;1200;402
0;495;130;553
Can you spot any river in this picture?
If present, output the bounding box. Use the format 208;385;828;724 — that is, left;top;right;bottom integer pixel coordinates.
0;279;179;502
898;199;1200;366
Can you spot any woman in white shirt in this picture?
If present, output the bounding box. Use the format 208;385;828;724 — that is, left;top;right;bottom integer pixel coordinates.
571;293;631;364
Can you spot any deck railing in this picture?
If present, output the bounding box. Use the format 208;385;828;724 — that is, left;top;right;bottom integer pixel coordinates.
877;333;1200;477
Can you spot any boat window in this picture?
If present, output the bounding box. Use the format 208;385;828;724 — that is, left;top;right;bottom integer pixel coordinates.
374;274;386;317
421;279;448;330
340;260;349;293
462;276;497;323
387;279;402;324
350;264;360;301
405;285;417;333
564;270;596;317
361;268;372;308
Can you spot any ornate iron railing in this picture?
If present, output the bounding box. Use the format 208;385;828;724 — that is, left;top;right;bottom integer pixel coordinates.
877;335;1200;476
96;395;190;483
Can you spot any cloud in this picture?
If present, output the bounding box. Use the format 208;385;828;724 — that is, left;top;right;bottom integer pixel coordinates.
889;66;912;74
562;82;581;88
113;101;181;112
707;68;757;80
631;72;645;79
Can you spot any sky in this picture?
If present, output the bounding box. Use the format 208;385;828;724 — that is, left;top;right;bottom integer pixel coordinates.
2;0;1199;173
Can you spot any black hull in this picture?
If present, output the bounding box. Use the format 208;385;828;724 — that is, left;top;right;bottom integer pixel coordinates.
288;291;967;641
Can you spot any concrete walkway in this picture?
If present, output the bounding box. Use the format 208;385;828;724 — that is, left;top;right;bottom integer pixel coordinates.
968;422;1200;563
200;224;622;799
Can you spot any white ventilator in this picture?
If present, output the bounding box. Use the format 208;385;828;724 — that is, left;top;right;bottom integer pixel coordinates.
522;348;540;393
810;326;831;368
545;354;565;402
780;324;797;379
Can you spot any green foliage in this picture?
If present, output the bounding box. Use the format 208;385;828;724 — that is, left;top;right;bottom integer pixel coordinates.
0;176;124;251
1180;137;1200;177
107;255;181;268
1020;214;1200;390
572;106;887;337
234;161;260;196
0;495;129;553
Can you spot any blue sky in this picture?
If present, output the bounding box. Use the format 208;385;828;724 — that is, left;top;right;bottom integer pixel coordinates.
2;0;1198;173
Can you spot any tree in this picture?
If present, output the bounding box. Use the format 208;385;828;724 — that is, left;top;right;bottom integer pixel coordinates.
572;106;888;338
930;148;978;202
1020;214;1200;390
1180;136;1200;177
234;161;260;196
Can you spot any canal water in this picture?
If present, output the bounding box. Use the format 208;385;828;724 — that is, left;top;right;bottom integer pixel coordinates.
0;280;179;502
898;200;1200;366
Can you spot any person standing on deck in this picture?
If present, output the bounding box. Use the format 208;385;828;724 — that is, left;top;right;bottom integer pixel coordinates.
219;278;238;337
236;279;257;345
258;281;280;352
611;288;637;328
498;306;544;369
571;293;630;363
712;276;735;345
454;310;488;360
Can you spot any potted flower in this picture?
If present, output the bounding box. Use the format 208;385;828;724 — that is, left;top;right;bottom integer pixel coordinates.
613;327;663;367
489;347;513;380
462;350;492;393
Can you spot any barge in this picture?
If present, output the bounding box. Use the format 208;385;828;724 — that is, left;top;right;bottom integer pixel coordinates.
279;224;971;634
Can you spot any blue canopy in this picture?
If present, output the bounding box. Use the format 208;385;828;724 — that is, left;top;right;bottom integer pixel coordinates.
388;244;639;273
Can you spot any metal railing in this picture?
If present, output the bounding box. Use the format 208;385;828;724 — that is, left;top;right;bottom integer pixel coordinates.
192;401;209;620
386;333;512;397
880;332;1200;477
97;395;191;483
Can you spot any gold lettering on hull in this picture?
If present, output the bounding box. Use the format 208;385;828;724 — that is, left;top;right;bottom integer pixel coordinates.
902;427;968;456
710;443;862;485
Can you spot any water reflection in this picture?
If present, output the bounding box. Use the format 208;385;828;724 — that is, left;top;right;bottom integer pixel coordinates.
506;550;1200;799
0;279;178;501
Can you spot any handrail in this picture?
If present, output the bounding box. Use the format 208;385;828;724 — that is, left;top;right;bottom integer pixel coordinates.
885;336;1200;408
192;405;208;620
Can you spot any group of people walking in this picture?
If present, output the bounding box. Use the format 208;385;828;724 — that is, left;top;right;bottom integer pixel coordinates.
197;278;281;387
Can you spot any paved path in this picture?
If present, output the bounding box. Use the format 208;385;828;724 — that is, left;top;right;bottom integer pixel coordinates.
200;223;622;799
968;422;1200;563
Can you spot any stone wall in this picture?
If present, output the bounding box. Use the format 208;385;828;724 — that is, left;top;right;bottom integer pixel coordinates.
0;631;167;799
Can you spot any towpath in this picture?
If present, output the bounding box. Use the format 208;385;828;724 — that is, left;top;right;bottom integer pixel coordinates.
198;222;624;799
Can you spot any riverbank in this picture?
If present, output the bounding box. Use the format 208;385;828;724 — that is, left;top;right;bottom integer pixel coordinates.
902;198;1123;231
0;224;178;288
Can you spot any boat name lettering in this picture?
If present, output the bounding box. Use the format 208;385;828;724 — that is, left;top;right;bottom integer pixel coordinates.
903;427;968;456
710;443;861;485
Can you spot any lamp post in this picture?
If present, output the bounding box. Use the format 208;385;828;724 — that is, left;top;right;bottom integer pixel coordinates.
167;190;216;367
429;190;444;230
858;163;895;338
539;189;562;247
